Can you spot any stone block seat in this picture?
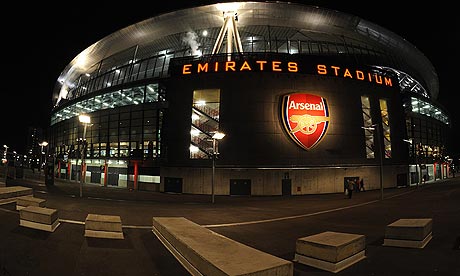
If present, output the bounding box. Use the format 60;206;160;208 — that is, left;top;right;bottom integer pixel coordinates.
152;217;293;276
0;186;33;205
19;206;60;232
16;195;46;210
84;214;124;239
294;231;366;273
383;218;433;248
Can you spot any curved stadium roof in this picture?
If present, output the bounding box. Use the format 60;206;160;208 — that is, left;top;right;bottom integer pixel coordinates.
53;1;438;107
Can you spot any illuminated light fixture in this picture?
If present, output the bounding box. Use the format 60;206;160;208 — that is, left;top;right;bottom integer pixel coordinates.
190;129;200;136
78;114;91;198
79;114;91;124
190;145;199;152
210;131;226;203
212;132;226;140
202;30;208;36
195;100;206;106
212;3;243;59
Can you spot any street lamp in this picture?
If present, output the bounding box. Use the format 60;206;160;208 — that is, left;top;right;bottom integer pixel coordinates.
211;131;225;204
362;124;383;200
39;141;48;174
3;145;8;184
403;138;419;188
79;114;91;198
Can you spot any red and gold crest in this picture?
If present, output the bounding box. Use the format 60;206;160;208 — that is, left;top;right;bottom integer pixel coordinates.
281;93;330;150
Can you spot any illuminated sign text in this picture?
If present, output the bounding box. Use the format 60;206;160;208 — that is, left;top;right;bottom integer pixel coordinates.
179;59;393;87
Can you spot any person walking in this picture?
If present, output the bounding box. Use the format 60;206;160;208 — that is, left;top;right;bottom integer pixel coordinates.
346;179;354;199
359;178;365;192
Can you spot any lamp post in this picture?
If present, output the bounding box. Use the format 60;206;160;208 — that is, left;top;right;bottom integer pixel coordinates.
211;131;225;204
79;114;91;198
362;124;383;200
39;141;48;174
3;145;8;183
403;138;418;188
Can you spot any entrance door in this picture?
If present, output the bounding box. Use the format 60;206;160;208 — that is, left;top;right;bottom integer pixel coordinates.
230;179;251;195
397;173;408;187
91;172;101;184
282;179;292;195
108;173;119;186
164;177;183;193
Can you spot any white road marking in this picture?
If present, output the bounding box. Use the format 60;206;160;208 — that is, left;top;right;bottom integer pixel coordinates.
2;188;415;230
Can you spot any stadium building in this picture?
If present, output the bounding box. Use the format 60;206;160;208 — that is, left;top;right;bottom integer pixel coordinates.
49;1;452;196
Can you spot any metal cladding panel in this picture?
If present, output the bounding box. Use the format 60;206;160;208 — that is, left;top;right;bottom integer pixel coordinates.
54;1;437;104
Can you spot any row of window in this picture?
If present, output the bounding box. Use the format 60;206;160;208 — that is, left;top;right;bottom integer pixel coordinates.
61;25;401;106
52;100;163;160
406;97;449;125
52;84;162;126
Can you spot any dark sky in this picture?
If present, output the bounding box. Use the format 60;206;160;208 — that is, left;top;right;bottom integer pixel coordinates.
3;1;457;156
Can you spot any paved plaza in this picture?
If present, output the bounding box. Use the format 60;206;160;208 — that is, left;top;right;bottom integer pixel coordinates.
1;176;459;275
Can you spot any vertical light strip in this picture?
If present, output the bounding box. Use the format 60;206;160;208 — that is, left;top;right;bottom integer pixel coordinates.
361;96;375;159
379;99;392;158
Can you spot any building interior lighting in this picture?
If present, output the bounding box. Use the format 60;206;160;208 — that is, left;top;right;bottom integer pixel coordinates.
212;132;226;140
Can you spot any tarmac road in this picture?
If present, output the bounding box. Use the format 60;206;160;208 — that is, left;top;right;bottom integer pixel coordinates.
1;176;459;276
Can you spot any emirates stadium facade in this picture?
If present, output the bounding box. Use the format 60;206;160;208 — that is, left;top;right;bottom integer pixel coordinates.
49;1;452;196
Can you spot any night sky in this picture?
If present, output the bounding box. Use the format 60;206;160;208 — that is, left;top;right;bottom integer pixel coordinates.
2;1;457;157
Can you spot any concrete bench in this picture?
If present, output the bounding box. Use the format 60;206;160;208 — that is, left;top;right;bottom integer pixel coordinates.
294;231;366;273
19;206;60;232
152;217;293;276
383;218;433;248
84;214;124;239
0;186;33;205
16;196;46;210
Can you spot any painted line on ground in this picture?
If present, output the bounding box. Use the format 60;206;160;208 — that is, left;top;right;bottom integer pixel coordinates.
2;188;416;230
58;218;152;229
59;219;85;225
87;197;128;202
123;225;152;229
203;189;416;228
0;207;18;215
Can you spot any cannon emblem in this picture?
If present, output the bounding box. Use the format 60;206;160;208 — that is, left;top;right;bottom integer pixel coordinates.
289;114;330;135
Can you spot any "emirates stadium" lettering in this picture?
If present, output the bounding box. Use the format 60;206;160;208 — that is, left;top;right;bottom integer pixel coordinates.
180;60;393;87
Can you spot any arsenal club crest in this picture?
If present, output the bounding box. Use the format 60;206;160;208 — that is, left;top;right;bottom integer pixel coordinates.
281;93;330;150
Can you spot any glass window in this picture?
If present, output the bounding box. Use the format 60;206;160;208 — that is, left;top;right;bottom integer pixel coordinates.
379;99;392;158
361;96;375;159
190;89;221;159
